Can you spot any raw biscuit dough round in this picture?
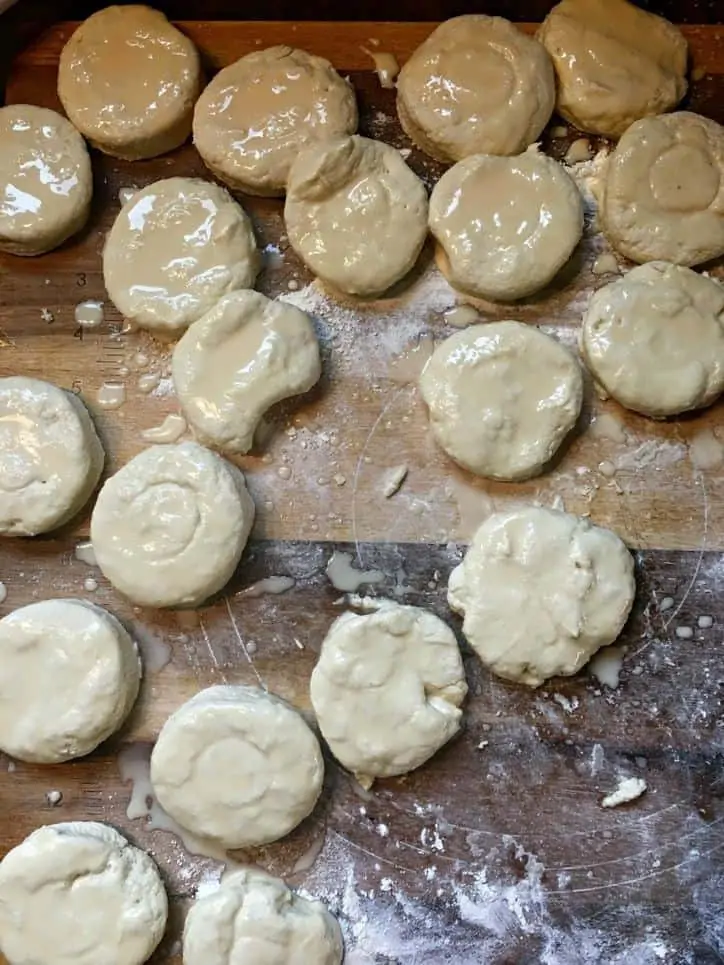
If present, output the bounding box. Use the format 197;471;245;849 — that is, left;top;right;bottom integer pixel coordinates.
448;507;636;687
537;0;687;138
0;600;141;764
58;5;201;160
90;442;255;608
172;290;321;454
396;15;555;163
0;105;92;256
602;112;724;267
183;867;343;965
0;822;168;965
429;148;583;300
582;262;724;417
193;46;358;197
419;322;583;481
310;603;467;784
0;377;104;536
103;177;259;336
150;685;324;849
284;134;428;296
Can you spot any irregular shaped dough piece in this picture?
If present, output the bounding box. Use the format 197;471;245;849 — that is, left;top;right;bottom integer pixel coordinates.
0;105;92;256
396;15;555;163
285;135;428;296
58;5;201;160
0;822;167;965
310;603;467;785
172;290;321;454
0;600;141;764
103;177;259;336
537;0;687;138
0;377;104;536
150;685;324;849
420;322;583;481
602;112;724;267
193;46;358;197
90;442;254;608
582;262;724;418
183;868;343;965
429;148;583;300
448;507;635;687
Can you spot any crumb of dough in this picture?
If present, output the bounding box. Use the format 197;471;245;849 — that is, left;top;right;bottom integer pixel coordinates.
601;777;647;808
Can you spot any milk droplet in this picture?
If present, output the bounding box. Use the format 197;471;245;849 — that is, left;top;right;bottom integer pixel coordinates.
97;382;126;410
75;300;104;329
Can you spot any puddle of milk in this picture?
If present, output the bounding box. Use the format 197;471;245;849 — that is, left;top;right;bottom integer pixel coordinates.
75;300;104;329
362;47;400;88
589;645;624;689
443;305;480;328
97;382;126;410
140;413;187;444
326;551;384;592
689;428;723;470
239;576;296;599
75;541;97;567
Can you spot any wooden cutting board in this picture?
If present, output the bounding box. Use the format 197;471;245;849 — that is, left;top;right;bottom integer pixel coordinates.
1;20;724;964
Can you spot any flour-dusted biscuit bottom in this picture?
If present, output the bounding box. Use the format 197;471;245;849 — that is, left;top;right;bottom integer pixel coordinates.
150;686;324;849
0;600;141;764
448;507;635;687
193;46;357;196
0;377;104;536
183;868;343;965
172;290;321;454
396;15;555;163
310;602;467;785
602;112;724;267
0;822;167;965
0;105;92;256
90;442;255;608
419;322;583;481
58;5;202;160
104;177;259;336
429;148;583;301
285;135;428;296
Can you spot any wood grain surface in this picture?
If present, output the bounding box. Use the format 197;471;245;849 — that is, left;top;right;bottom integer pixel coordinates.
1;20;724;965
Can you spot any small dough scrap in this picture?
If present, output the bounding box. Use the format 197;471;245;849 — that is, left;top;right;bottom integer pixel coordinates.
58;5;202;160
448;507;635;687
602;112;724;267
396;15;555;163
193;46;358;197
0;600;141;764
538;0;687;138
310;603;467;784
0;822;167;965
0;105;92;256
183;867;343;965
172;290;321;454
420;322;583;481
103;177;259;336
0;377;104;536
285;134;428;296
90;441;255;608
429;148;583;300
150;685;324;849
582;262;724;418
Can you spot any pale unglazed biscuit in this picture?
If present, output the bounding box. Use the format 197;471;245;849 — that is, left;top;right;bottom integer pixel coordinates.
150;685;324;849
0;105;92;256
0;600;141;764
429;148;583;301
90;442;255;608
0;822;167;965
103;178;259;335
582;262;724;418
396;15;555;163
58;5;202;160
183;868;343;965
0;377;104;536
538;0;687;138
310;603;467;786
448;507;636;687
602;112;724;267
420;322;583;481
193;46;358;197
285;135;428;296
172;290;321;454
